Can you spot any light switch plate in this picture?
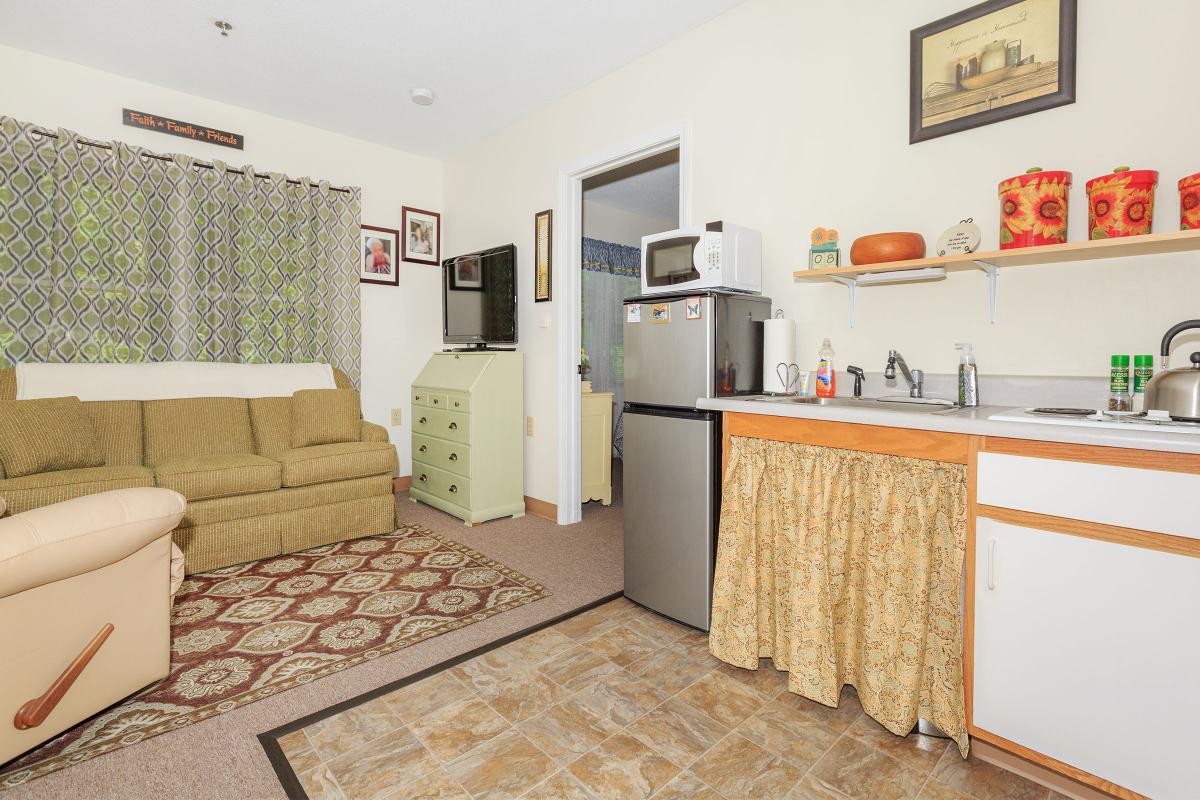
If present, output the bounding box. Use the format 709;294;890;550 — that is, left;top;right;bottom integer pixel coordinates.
526;416;534;436
390;408;402;426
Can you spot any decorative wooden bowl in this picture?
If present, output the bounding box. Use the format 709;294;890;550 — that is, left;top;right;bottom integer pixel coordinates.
849;232;927;265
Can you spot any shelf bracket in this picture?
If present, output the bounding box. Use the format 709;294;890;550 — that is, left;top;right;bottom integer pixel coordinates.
830;275;857;328
972;260;999;324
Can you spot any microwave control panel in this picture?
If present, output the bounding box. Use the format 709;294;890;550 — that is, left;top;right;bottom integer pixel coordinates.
705;235;722;273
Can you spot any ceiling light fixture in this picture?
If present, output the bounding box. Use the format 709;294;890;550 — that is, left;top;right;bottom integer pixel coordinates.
410;88;435;106
214;20;233;38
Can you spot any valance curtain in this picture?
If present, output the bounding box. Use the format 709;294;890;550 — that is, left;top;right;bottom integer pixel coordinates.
709;436;970;757
581;237;640;456
0;117;362;381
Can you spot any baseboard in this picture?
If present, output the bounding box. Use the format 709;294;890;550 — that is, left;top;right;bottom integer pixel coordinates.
970;739;1117;800
393;476;412;493
524;495;557;522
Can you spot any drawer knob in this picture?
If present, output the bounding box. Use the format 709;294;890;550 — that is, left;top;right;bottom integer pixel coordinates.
448;453;458;461
415;395;422;401
419;474;427;482
433;399;439;405
419;417;427;425
449;484;458;493
448;422;458;430
419;445;427;452
454;401;461;408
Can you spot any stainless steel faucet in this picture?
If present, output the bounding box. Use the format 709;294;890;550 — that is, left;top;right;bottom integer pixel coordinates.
884;350;924;398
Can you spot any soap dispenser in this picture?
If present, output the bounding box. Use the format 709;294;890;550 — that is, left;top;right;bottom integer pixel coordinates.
956;343;979;407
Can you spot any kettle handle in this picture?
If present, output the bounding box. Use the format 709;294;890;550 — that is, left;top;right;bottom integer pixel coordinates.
1160;320;1200;357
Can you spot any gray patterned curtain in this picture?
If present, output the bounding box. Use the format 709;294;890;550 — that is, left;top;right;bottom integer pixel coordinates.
0;116;362;381
582;237;640;457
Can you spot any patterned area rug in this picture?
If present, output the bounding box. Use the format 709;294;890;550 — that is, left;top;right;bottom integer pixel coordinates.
0;524;549;789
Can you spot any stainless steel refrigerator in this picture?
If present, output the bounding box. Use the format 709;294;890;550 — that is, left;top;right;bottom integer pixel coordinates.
622;290;771;630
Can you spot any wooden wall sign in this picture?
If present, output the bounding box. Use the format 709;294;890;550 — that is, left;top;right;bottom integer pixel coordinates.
122;109;244;150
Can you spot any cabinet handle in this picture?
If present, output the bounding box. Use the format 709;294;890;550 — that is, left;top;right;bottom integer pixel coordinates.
419;445;427;452
448;453;458;461
448;484;458;493
987;537;997;591
419;474;428;483
419;417;427;425
448;422;457;430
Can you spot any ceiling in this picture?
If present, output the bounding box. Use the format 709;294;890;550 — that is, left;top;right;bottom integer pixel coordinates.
0;0;744;158
583;149;680;222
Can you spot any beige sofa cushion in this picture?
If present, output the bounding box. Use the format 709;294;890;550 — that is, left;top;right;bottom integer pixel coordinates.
0;397;104;478
143;397;254;464
291;389;360;448
154;454;282;501
0;466;155;516
0;487;186;599
275;442;397;487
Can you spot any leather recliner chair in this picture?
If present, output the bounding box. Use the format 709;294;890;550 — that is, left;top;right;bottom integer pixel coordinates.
0;488;186;764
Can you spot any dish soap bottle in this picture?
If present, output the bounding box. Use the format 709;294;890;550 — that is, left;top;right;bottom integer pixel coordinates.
816;338;837;398
956;343;979;407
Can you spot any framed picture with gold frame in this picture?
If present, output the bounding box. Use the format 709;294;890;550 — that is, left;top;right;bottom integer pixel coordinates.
534;209;552;303
910;0;1077;144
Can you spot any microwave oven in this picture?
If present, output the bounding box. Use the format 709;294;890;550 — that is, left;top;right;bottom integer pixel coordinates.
639;221;762;296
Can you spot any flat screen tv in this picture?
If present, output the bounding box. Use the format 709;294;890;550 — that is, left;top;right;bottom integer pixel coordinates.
442;244;517;347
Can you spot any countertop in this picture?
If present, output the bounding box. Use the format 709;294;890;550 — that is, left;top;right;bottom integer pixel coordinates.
697;396;1200;456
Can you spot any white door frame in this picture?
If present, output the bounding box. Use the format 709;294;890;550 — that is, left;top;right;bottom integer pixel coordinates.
555;122;692;525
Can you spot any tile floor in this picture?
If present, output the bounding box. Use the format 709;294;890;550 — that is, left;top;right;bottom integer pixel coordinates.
278;598;1062;800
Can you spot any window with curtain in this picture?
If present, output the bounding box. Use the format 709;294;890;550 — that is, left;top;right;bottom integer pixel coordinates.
0;116;362;381
581;237;640;456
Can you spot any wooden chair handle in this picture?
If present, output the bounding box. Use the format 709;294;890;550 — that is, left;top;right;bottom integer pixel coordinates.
14;623;114;730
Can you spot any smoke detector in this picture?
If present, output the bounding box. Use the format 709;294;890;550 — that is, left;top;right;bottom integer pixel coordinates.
214;20;233;37
410;87;435;106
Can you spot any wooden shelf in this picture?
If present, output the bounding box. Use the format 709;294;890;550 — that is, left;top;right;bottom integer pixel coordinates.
792;228;1200;282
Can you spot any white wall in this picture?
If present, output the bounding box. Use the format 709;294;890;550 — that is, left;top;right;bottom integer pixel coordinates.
444;0;1200;506
583;198;675;247
0;45;445;475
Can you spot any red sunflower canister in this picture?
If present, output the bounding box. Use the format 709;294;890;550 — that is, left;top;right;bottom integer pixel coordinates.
1179;172;1200;231
1086;166;1158;239
998;167;1071;249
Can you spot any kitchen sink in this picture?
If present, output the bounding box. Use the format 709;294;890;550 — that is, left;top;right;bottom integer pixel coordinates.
748;395;966;414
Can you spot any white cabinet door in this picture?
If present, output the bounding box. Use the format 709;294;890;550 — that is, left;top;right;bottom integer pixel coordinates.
973;518;1200;799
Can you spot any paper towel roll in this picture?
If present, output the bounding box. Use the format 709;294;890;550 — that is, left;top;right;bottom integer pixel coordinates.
762;317;797;394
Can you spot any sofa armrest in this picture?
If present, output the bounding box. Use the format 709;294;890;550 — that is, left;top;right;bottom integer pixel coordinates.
360;420;390;443
0;488;186;599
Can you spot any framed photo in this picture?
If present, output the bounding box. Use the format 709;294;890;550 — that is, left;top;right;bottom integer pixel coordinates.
910;0;1077;144
534;209;552;303
449;255;483;291
359;225;399;286
402;206;441;265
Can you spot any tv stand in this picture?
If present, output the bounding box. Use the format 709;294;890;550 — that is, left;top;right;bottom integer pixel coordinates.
443;345;516;352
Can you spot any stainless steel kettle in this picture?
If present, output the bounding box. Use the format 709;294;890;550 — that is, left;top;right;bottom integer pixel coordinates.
1144;319;1200;421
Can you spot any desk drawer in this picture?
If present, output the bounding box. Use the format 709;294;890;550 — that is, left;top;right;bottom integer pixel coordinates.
412;462;471;508
412;407;470;445
413;433;471;477
977;452;1199;538
412;387;430;407
445;392;469;413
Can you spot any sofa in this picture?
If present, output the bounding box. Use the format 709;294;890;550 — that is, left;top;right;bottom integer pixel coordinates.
0;488;186;764
0;367;398;574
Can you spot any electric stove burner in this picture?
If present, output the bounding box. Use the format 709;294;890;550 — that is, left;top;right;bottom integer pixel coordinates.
1029;407;1096;416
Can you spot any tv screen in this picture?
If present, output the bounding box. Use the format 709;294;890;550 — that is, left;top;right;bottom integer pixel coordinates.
443;244;517;346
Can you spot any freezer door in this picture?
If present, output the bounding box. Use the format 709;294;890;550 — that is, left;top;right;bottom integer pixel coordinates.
624;296;712;408
622;408;715;630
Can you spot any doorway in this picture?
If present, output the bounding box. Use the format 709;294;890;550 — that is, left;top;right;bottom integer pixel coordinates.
555;124;689;525
579;150;680;515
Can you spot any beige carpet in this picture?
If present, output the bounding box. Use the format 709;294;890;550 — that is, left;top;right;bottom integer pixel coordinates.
2;495;622;800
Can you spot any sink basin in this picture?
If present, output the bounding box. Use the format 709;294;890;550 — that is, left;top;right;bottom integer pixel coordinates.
748;395;965;414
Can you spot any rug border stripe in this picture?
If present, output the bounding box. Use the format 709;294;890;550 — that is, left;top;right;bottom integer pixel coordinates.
257;590;625;800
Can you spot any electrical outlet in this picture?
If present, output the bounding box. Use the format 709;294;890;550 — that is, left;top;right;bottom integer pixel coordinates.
526;416;534;437
390;408;402;426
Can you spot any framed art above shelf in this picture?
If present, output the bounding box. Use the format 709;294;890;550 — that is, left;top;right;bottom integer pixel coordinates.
793;229;1200;327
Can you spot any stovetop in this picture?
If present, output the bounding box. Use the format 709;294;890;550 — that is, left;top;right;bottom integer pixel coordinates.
989;408;1200;435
